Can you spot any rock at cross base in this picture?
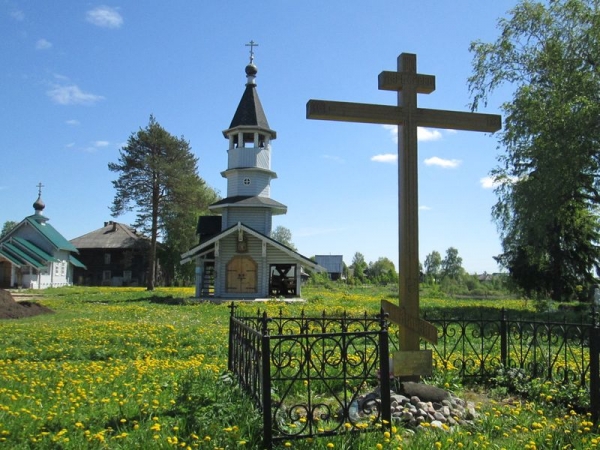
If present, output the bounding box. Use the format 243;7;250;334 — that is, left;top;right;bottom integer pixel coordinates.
400;382;450;403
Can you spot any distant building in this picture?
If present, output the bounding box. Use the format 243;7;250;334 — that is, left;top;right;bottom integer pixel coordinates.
70;221;151;286
0;186;86;289
181;51;323;298
314;255;344;281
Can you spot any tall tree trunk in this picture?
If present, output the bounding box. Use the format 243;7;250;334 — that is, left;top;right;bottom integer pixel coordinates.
147;171;159;291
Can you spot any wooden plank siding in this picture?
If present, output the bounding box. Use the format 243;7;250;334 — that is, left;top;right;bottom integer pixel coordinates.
224;208;271;235
226;171;271;197
17;225;53;255
214;234;299;298
227;146;271;170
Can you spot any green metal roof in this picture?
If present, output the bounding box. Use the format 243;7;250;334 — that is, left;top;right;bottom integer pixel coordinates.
1;242;47;269
69;254;87;269
12;237;57;263
0;248;23;267
25;216;79;253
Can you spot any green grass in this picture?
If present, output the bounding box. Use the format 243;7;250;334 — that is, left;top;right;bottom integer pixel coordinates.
0;285;598;449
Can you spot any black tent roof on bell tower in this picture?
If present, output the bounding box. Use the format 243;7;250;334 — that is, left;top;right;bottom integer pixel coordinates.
225;59;276;138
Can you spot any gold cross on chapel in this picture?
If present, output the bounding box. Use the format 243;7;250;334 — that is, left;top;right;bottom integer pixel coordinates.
307;53;501;359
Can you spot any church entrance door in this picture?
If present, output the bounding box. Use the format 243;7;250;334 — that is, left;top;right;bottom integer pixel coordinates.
226;256;257;293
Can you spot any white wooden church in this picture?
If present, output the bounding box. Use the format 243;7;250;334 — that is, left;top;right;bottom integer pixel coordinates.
181;49;322;299
0;187;86;289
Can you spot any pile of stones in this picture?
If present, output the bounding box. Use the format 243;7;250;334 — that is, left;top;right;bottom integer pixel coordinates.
355;382;479;430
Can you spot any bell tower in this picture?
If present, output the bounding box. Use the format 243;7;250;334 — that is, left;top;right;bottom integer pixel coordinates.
209;42;287;235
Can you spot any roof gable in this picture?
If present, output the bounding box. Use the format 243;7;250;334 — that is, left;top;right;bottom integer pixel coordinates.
70;222;148;249
24;216;78;253
181;222;324;272
315;255;344;273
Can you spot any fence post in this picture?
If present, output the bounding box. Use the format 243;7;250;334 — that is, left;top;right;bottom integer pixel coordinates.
379;308;392;430
500;308;507;368
590;306;599;424
261;311;273;450
228;302;236;372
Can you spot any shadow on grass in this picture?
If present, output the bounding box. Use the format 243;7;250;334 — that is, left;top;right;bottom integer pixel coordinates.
422;305;593;324
79;294;197;305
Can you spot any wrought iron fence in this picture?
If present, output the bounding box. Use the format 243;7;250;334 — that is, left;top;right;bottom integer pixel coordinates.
419;309;597;384
228;304;391;449
228;304;600;449
419;308;600;421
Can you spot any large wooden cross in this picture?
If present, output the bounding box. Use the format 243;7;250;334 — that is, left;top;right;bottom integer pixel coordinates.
307;53;501;359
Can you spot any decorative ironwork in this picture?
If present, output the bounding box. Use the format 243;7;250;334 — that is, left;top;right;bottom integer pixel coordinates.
421;309;595;387
229;304;390;449
229;304;600;448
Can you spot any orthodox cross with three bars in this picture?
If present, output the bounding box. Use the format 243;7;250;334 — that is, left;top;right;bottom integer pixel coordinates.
307;53;501;359
246;40;258;63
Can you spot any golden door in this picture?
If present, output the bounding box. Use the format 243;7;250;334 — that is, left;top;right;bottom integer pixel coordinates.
226;256;257;293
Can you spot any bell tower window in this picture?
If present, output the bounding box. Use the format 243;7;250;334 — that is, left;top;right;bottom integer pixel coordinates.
243;178;251;185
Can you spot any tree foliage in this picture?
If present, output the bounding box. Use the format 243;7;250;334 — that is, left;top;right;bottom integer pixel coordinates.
469;0;600;300
351;252;368;283
0;221;18;239
109;115;216;290
441;247;464;281
424;250;442;283
271;225;297;251
368;257;398;284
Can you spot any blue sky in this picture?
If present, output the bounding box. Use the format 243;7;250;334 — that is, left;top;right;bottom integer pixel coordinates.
1;0;519;274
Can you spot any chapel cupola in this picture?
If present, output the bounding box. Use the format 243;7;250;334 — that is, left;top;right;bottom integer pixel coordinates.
31;182;50;225
33;182;45;215
208;41;287;235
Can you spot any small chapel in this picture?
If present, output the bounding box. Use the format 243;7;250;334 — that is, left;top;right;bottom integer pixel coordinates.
181;45;322;299
0;185;86;289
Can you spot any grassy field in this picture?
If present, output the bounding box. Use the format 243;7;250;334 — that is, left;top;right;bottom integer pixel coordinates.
0;285;598;449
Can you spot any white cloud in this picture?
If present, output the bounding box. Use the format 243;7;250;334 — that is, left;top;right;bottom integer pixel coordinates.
382;125;398;143
86;6;123;28
371;153;397;163
419;205;432;211
322;154;344;163
81;140;111;152
424;156;461;168
480;176;496;189
382;125;443;143
47;84;105;105
480;175;518;189
35;39;52;50
418;128;442;142
10;10;24;21
65;119;80;126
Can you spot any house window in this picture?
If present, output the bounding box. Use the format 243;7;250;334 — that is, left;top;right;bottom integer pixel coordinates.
103;270;111;281
123;271;132;281
104;253;111;265
243;178;251;185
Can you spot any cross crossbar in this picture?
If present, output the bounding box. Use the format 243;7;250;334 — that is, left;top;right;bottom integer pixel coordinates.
306;100;501;132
